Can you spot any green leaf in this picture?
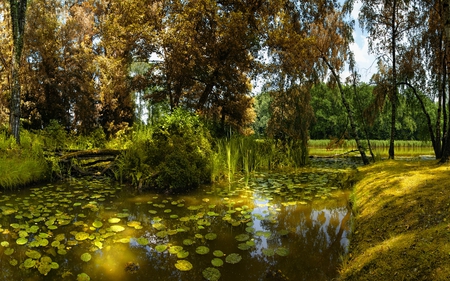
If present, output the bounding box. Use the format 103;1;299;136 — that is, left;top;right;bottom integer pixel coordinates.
174;260;193;271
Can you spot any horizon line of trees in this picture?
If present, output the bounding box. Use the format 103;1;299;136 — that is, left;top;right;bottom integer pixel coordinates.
2;0;450;162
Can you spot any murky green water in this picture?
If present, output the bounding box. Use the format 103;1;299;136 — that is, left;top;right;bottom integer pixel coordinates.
0;162;353;281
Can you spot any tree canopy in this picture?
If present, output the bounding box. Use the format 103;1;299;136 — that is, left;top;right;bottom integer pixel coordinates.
1;0;450;160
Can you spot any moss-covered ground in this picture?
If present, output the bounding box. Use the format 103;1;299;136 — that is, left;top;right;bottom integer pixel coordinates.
339;160;450;281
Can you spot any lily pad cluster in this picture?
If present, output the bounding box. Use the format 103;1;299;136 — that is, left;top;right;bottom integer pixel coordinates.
0;166;352;280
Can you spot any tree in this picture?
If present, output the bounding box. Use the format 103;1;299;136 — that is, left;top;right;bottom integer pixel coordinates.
149;0;262;134
310;9;369;164
8;0;28;144
359;0;420;159
0;2;12;125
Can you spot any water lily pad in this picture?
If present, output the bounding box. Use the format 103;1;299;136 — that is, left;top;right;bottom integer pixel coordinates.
108;218;120;223
168;246;183;255
116;212;129;218
238;243;252;250
77;273;90;281
16;237;28;245
38;262;52;275
205;233;217;241
10;259;18;266
275;247;289;256
213;250;224;257
81;252;92;262
156;231;168;238
75;232;89;241
183;239;194;246
136;237;149;246
235;234;250;242
225;253;242;264
1;241;10;247
202;267;221;281
174;260;193;271
26;250;41;259
50;262;59;269
4;248;14;255
177;250;189;259
92;221;103;228
110;225;125;232
155;244;167;253
23;258;36;269
196;246;210;255
211;258;223;267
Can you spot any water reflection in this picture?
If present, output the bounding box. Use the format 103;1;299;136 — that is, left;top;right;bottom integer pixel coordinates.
0;167;352;281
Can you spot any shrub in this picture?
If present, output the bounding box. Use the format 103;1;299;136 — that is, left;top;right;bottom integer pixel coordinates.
118;108;212;192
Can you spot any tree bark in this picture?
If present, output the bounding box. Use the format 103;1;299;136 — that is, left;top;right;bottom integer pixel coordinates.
8;0;28;144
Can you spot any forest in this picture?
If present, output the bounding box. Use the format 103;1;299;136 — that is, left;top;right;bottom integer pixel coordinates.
1;0;449;164
1;1;450;281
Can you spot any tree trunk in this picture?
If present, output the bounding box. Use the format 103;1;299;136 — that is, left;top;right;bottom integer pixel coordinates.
440;0;450;163
323;57;369;165
8;0;28;145
388;0;397;160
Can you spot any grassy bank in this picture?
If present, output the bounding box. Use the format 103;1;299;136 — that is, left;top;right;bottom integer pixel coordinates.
339;160;450;280
0;131;49;189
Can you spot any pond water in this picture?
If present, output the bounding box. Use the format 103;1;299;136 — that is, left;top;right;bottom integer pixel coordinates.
0;160;354;281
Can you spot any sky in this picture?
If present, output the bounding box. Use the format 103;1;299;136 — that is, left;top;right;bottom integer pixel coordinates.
344;0;377;83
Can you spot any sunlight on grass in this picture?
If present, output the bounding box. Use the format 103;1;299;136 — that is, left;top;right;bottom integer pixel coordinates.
339;160;450;281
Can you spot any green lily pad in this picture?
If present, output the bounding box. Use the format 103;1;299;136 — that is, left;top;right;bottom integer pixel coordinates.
196;246;210;255
168;246;183;255
24;258;36;269
225;253;242;264
183;239;194;246
213;250;224;257
0;241;9;247
177;250;189;259
211;258;223;267
174;260;193;271
50;262;59;269
155;244;168;253
156;231;168;238
77;273;90;281
26;250;41;259
38;262;52;275
108;218;120;223
116;212;129;218
238;243;252;250
16;237;28;245
81;252;92;262
275;247;289;256
235;234;250;242
205;233;217;241
202;267;221;281
4;248;14;255
92;221;103;228
110;225;125;232
75;232;89;241
10;259;18;266
136;237;149;246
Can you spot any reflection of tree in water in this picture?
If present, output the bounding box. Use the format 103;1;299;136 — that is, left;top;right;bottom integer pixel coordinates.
258;204;351;281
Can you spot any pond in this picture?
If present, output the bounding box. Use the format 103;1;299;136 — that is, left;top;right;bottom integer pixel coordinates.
0;160;355;281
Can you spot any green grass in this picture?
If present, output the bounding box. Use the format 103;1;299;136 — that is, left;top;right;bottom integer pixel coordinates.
0;130;49;189
309;139;435;158
339;160;450;280
0;157;48;189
